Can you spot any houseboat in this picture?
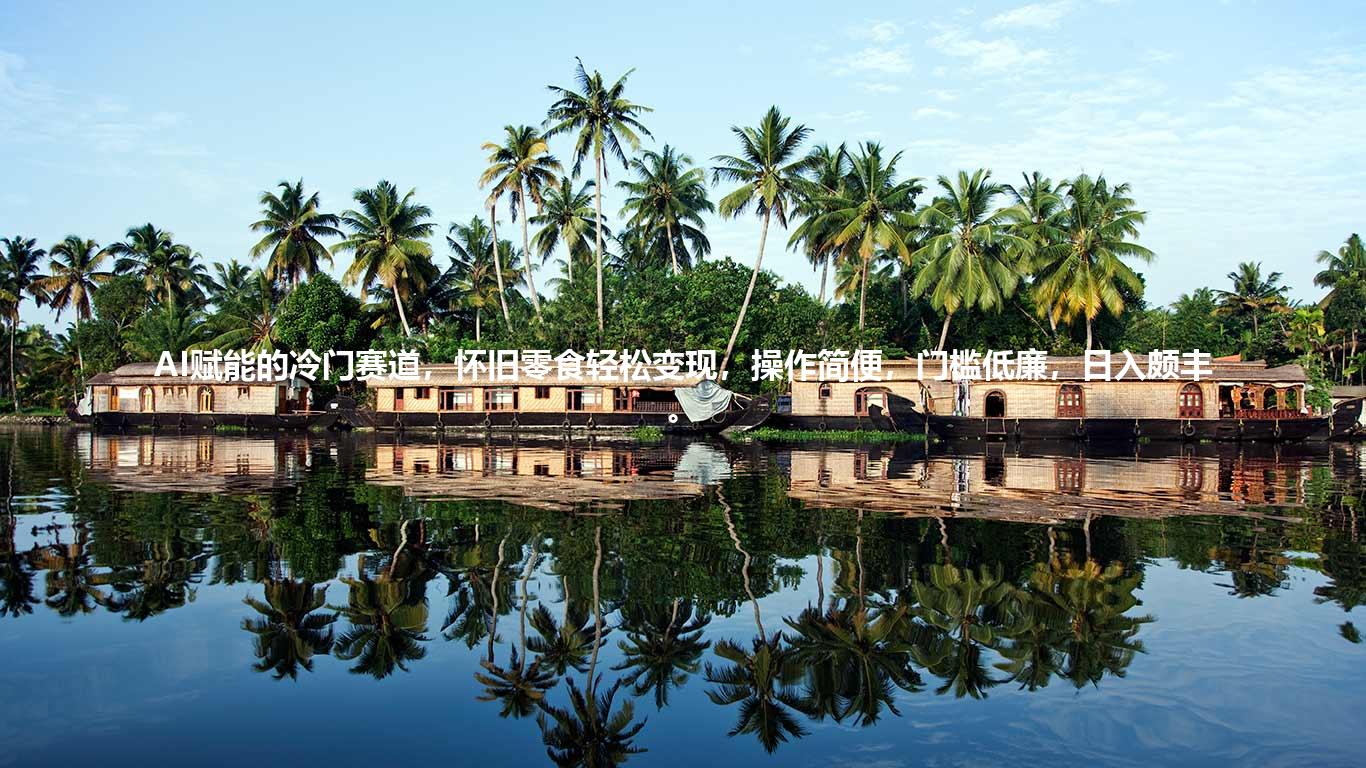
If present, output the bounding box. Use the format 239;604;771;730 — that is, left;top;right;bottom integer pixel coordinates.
1330;386;1366;440
357;363;760;434
779;356;1329;442
70;362;330;430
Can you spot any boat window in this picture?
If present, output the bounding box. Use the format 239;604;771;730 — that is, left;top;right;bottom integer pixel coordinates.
1056;384;1084;418
237;386;250;398
138;386;155;413
985;390;1006;418
197;387;214;413
1179;383;1204;418
1263;388;1278;410
393;388;405;411
484;388;518;411
818;383;832;399
567;387;602;411
439;387;474;411
534;386;551;399
855;387;890;416
414;387;431;399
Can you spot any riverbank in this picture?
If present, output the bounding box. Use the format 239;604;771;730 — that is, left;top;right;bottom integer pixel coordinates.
0;411;70;425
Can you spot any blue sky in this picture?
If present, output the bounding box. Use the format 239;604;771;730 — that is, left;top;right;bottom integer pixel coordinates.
3;0;1365;328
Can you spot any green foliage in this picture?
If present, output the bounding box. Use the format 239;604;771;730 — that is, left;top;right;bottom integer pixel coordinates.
93;274;150;331
275;273;365;354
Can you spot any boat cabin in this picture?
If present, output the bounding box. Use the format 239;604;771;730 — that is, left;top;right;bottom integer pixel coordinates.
78;363;313;426
365;363;734;431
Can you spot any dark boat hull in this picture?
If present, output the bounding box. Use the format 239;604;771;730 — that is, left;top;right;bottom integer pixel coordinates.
76;410;338;432
1330;398;1365;441
926;414;1329;443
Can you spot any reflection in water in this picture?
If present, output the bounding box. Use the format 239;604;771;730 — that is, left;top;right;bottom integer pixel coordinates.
0;430;1363;766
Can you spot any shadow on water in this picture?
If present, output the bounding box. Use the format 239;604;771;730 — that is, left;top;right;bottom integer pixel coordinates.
0;427;1363;765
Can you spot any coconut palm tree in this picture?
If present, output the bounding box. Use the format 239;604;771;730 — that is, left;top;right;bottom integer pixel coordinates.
532;176;602;285
618;145;714;275
528;598;606;676
123;299;210;358
712;106;813;373
1315;233;1366;307
0;236;48;410
538;676;646;767
204;259;254;308
331;557;431;679
788;143;852;304
545;58;653;334
106;224;205;306
202;270;278;352
911;170;1033;351
1025;558;1151;689
908;563;1015;699
479;125;564;321
38;237;111;372
806;143;921;335
613;598;711;709
248;179;341;290
334;180;436;337
1216;261;1289;336
446;218;511;342
1032;174;1154;350
241;578;338;680
476;538;557;718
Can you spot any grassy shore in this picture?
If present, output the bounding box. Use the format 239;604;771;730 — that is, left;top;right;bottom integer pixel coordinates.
628;425;664;442
740;427;925;444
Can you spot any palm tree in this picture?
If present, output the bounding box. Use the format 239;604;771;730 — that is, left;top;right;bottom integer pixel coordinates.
908;563;1014;699
711;106;813;373
107;224;204;306
1216;261;1288;336
807;143;921;335
1315;233;1366;306
1025;558;1151;689
204;259;254;308
910;170;1032;350
241;578;338;680
546;58;653;334
0;236;48;411
538;676;647;767
331;558;431;679
528;598;605;676
202;271;278;352
1032;174;1154;350
248;179;341;290
1004;172;1065;331
334;180;436;337
788;143;852;304
533;177;605;285
124;299;209;358
479;125;564;321
477;539;556;718
447;218;509;342
613;599;711;708
38;236;111;372
618;145;714;275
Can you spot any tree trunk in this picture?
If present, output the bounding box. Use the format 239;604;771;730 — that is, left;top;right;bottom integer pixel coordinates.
9;321;17;412
488;205;511;329
593;150;606;335
936;312;953;352
1085;316;1094;351
818;257;828;304
75;316;84;377
474;309;481;343
858;254;869;335
391;279;412;337
665;219;679;276
720;210;771;375
518;181;543;321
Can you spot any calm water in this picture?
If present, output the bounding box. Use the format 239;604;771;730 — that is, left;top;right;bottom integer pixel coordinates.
1;430;1364;767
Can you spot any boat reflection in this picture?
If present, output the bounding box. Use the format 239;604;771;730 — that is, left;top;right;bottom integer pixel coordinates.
365;439;729;510
783;442;1346;522
77;432;316;493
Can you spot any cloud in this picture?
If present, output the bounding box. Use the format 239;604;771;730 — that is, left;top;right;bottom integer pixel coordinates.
846;20;904;43
986;0;1075;29
1145;48;1176;64
928;28;1050;72
913;107;960;120
831;46;913;75
813;109;870;123
857;82;903;95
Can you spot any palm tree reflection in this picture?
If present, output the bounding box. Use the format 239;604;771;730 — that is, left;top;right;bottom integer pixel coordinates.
241;578;337;680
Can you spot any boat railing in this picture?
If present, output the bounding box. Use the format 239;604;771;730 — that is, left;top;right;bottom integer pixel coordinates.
631;401;683;413
1233;408;1309;420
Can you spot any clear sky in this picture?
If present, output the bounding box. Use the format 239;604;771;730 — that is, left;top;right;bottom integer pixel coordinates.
3;0;1364;328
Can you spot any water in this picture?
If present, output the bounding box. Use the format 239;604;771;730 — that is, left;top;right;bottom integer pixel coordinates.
1;430;1363;767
